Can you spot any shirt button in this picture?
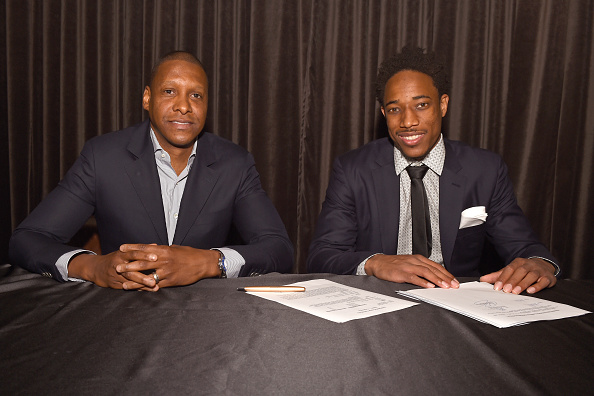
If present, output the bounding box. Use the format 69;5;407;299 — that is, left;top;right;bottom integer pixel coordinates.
174;213;178;219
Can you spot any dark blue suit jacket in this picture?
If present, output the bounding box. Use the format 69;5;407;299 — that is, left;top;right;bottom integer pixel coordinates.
307;137;557;277
10;120;294;280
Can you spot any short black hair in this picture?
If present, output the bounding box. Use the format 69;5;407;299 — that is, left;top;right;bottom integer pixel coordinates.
149;51;207;89
375;46;449;106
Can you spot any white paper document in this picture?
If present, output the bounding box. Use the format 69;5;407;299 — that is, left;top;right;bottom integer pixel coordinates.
397;281;591;328
245;279;418;323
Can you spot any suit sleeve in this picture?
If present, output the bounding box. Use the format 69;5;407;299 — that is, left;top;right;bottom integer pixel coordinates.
225;153;294;276
307;157;377;275
485;156;559;270
9;142;97;281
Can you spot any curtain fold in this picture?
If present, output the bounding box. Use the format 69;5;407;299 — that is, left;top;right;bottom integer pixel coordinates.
3;0;593;278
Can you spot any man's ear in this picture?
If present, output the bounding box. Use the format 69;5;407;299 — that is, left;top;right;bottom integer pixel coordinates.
440;94;449;117
142;86;151;111
380;107;385;118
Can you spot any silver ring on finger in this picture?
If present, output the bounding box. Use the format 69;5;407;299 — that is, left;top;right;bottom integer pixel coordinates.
152;271;160;284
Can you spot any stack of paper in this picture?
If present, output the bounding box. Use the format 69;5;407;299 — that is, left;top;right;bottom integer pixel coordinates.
245;279;418;323
397;281;591;328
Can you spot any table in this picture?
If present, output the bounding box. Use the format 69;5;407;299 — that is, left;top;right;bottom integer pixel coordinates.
1;264;593;395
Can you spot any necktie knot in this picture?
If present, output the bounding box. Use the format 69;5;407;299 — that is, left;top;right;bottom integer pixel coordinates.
406;164;429;179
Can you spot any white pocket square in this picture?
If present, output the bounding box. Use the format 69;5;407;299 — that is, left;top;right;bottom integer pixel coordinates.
459;206;488;229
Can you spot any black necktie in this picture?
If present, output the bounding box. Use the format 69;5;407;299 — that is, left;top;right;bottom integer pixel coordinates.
406;165;432;257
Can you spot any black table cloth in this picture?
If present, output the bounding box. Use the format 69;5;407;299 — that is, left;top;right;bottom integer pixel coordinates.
1;264;593;395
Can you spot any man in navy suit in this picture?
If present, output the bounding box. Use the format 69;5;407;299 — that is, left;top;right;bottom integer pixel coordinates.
307;47;558;294
10;51;293;291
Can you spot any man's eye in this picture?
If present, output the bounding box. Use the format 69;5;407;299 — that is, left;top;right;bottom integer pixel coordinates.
191;93;202;99
387;107;400;114
164;89;174;94
417;102;429;109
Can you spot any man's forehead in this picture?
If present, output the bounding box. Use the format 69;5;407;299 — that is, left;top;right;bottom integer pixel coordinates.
385;71;437;97
156;59;204;75
152;60;208;87
387;70;434;86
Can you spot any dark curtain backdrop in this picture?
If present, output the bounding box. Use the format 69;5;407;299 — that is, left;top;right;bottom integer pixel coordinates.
2;0;593;278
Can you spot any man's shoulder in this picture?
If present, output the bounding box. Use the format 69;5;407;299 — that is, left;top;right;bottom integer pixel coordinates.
337;137;393;166
198;131;249;156
444;138;503;166
196;133;254;170
85;120;149;148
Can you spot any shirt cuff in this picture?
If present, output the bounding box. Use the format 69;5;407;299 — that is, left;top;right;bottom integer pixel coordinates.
528;256;561;277
214;248;245;278
355;253;384;275
56;249;95;282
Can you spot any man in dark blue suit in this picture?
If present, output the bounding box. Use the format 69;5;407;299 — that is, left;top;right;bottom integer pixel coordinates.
308;47;558;294
10;51;293;291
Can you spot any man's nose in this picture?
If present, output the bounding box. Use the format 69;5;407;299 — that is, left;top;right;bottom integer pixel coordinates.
173;96;192;114
400;108;419;128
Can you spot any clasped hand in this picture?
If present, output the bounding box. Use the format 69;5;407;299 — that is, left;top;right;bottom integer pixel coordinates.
69;244;221;291
366;254;556;294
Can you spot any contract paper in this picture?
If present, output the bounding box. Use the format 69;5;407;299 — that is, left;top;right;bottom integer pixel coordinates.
245;279;418;323
397;281;591;328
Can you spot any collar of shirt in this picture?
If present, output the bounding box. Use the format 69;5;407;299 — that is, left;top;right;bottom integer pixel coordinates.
149;128;197;172
394;134;445;176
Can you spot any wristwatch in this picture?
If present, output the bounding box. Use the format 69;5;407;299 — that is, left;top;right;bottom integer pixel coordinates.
215;250;227;278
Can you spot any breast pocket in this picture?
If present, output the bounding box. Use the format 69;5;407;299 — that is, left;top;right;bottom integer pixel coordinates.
452;223;487;271
456;223;486;239
179;207;234;247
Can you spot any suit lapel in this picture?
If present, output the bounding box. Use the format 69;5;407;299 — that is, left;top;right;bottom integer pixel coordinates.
372;140;400;254
173;134;219;245
439;140;465;267
125;121;169;245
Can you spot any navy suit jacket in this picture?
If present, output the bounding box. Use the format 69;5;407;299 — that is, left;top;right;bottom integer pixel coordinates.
10;120;294;280
307;137;557;277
